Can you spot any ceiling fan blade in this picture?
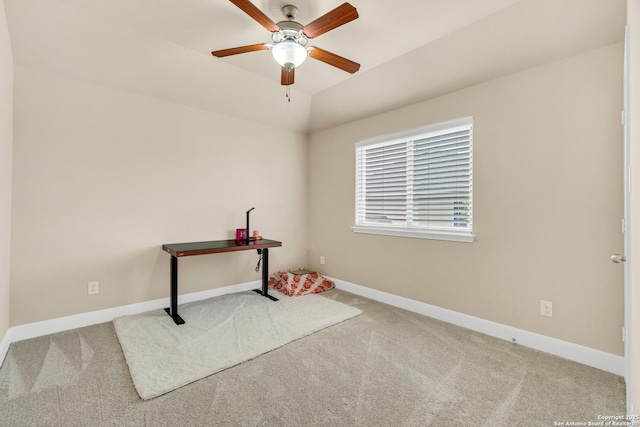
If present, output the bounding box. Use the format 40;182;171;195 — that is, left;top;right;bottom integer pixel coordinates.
303;3;358;38
211;44;269;57
230;0;279;32
281;67;295;86
309;47;360;74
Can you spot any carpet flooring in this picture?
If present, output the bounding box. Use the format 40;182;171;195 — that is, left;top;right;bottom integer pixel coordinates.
113;292;361;399
0;289;626;426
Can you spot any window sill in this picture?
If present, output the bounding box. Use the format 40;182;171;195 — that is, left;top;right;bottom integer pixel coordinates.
351;225;475;243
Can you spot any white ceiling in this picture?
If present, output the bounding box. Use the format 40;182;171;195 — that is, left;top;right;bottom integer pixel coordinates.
3;0;627;133
12;0;523;95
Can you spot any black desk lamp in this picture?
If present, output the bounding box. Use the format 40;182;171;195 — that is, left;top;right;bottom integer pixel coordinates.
246;207;254;244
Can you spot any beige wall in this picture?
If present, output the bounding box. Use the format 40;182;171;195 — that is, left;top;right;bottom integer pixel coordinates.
308;43;624;355
0;2;13;340
628;0;640;413
9;66;308;326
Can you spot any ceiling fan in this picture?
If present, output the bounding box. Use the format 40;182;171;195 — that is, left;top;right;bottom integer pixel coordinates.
211;0;361;91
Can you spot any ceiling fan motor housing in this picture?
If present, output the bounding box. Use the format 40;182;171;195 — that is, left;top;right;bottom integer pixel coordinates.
273;20;307;46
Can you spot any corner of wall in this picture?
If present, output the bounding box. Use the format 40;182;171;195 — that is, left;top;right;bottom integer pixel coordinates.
627;0;640;415
0;0;14;356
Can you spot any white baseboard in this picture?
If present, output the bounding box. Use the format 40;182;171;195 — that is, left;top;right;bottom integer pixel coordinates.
331;277;625;377
7;280;260;344
2;278;625;378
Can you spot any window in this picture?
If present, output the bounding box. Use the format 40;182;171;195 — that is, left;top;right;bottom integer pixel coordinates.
353;117;474;242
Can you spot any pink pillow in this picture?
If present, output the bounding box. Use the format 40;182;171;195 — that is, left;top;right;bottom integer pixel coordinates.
268;270;335;296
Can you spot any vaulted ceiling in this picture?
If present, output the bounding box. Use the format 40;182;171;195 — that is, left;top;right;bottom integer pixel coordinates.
3;0;626;133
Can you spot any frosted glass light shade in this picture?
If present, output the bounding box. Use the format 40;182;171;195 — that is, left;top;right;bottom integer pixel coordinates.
272;41;307;69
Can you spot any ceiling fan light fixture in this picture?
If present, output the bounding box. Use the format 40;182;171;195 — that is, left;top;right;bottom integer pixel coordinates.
212;0;361;94
271;41;307;69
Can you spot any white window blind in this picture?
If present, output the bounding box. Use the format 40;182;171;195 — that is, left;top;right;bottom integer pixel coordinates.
354;117;474;242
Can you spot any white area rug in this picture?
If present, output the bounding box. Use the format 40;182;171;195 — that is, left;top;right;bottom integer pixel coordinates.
113;292;362;400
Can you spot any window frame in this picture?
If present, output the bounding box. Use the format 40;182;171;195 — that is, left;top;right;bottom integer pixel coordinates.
352;117;475;243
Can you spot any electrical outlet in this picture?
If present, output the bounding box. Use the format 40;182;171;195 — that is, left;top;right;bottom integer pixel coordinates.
540;300;553;317
88;281;99;295
320;256;325;265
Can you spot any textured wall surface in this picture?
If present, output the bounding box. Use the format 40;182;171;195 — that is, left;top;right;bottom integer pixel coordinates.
0;1;14;343
10;67;308;325
308;44;624;355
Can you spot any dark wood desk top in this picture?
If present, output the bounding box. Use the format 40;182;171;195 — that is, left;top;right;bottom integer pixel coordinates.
162;239;282;257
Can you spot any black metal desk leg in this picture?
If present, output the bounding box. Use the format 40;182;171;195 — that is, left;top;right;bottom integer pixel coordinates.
164;255;185;325
253;248;278;301
262;248;269;296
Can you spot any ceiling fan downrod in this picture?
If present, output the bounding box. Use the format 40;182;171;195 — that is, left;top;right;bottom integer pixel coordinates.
281;5;298;20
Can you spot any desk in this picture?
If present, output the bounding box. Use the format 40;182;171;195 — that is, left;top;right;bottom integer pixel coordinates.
161;239;282;325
